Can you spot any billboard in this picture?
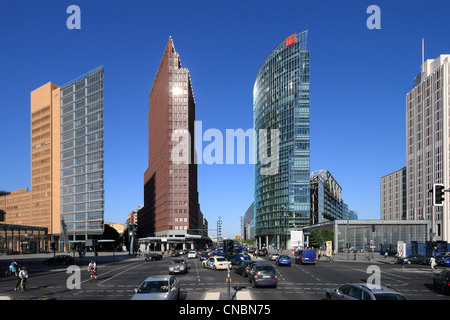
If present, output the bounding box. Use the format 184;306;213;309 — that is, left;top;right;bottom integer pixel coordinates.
326;241;333;256
397;241;406;258
290;230;303;248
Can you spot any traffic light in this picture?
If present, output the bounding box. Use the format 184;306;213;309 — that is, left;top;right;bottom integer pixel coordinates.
433;184;445;206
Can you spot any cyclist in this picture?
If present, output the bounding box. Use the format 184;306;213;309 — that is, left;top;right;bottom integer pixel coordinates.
87;260;97;279
15;266;28;291
8;259;19;276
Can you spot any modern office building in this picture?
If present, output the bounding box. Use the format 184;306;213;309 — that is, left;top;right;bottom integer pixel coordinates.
310;170;358;224
406;54;450;242
0;66;105;248
59;66;105;240
380;167;406;220
138;37;204;249
304;219;429;255
242;202;255;241
253;31;310;250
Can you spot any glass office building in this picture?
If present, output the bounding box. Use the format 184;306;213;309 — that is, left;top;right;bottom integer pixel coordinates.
253;31;310;250
305;220;429;254
310;170;358;224
59;66;105;240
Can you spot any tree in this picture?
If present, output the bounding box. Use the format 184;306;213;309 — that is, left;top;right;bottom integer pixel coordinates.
308;230;333;248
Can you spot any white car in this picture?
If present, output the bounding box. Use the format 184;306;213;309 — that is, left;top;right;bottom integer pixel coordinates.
188;251;197;259
203;256;231;270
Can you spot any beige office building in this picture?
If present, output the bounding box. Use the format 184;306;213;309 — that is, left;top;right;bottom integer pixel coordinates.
0;82;61;235
0;67;105;244
380;167;406;221
406;54;450;241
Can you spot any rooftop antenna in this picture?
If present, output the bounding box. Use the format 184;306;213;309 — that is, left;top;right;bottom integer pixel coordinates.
421;38;424;73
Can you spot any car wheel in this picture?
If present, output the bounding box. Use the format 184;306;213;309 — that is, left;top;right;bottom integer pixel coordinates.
213;266;216;270
326;293;332;300
441;284;447;295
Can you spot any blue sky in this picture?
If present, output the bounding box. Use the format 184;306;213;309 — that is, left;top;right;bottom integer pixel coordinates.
1;0;449;238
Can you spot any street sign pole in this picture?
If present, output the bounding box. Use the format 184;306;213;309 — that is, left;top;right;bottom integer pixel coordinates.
227;263;231;300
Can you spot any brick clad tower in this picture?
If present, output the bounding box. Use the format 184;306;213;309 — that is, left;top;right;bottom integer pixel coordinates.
139;37;200;239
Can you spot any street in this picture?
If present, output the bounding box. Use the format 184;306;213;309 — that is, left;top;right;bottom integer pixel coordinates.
0;251;449;301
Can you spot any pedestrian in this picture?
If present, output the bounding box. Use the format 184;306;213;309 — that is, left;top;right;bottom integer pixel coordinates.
430;256;437;272
384;250;388;259
329;254;332;263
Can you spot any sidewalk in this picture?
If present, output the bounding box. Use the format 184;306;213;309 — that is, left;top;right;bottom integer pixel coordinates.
264;250;396;264
0;251;136;265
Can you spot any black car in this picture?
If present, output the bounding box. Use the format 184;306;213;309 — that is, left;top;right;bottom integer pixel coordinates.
257;249;267;256
234;260;256;277
433;270;450;294
397;255;426;265
199;251;210;261
43;255;75;265
145;253;163;261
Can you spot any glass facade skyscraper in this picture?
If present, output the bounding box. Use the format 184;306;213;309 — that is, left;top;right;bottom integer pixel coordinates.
253;31;310;250
60;66;105;240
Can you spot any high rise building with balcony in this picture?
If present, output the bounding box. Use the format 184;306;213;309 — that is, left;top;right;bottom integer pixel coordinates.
139;37;201;241
253;31;310;250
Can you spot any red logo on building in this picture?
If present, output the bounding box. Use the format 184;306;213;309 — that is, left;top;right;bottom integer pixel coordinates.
286;34;297;46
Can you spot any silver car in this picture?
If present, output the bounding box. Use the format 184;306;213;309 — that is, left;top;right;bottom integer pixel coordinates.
325;283;407;300
169;259;188;274
269;253;280;261
131;275;180;300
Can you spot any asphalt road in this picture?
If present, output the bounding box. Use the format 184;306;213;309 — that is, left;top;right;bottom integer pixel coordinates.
0;252;449;301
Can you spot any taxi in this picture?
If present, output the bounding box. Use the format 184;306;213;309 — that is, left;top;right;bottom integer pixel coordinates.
202;255;231;270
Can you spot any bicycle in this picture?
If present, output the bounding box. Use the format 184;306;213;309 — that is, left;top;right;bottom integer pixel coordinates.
89;269;97;281
5;269;16;278
17;279;27;292
364;255;372;261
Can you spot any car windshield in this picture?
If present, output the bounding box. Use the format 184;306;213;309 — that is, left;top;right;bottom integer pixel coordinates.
373;293;407;300
170;260;184;265
279;255;289;259
137;280;169;294
217;258;227;262
257;266;275;273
